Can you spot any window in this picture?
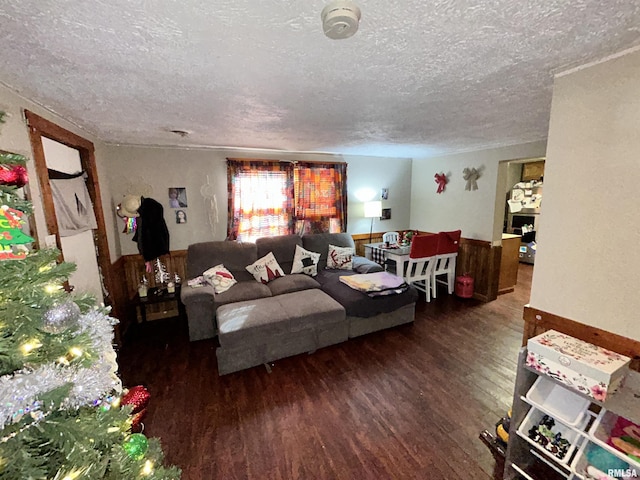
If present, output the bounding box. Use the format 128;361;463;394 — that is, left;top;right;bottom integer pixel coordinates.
227;159;347;242
293;164;345;236
233;169;291;242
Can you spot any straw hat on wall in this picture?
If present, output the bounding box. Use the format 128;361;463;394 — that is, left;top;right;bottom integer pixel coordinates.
117;195;142;218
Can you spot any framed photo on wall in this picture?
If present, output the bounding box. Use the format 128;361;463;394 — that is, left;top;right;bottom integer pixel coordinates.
168;187;188;208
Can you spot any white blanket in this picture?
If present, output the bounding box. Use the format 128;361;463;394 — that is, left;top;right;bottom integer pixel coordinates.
339;271;408;297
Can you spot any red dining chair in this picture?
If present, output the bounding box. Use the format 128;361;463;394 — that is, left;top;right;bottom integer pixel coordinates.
403;234;439;302
432;230;461;298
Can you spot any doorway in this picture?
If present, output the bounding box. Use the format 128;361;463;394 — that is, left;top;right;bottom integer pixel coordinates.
25;111;115;306
495;156;544;294
502;158;544;263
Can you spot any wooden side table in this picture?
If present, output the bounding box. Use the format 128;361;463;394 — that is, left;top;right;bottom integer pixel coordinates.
133;285;185;322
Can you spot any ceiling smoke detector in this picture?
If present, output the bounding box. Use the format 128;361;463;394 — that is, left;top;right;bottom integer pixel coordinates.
321;0;361;40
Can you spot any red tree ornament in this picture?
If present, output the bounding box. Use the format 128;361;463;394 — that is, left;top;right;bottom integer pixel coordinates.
122;385;151;432
0;164;28;188
122;385;151;414
129;409;147;433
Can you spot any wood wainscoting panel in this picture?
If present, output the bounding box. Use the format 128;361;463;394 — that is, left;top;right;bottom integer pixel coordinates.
353;232;383;256
122;251;188;293
523;306;640;371
457;238;500;302
118;251;188;325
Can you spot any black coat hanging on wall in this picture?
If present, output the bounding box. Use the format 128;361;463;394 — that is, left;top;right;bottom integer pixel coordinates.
132;197;170;261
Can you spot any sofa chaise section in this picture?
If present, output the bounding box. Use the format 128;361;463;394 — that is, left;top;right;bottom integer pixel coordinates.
215;289;346;375
314;268;418;337
302;232;418;336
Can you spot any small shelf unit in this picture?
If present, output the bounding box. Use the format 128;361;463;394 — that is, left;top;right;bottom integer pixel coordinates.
503;348;640;480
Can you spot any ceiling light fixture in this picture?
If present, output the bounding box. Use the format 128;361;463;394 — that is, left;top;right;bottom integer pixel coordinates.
321;0;361;40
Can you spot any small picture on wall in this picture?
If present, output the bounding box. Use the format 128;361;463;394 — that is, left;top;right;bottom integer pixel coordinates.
381;188;389;200
168;187;188;208
381;208;391;220
176;209;187;224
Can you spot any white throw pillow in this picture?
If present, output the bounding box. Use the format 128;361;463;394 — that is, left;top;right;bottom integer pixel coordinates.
246;252;286;284
327;244;354;270
203;264;237;294
290;245;321;277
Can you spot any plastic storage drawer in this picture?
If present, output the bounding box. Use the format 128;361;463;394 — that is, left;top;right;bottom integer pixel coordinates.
526;376;591;426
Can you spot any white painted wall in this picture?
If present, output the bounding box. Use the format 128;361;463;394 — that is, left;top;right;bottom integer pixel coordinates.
345;156;412;236
410;141;546;242
0;85;118;262
105;145;227;257
103;146;413;256
530;47;640;340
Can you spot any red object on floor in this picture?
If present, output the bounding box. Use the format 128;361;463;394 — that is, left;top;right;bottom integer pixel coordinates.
455;274;474;298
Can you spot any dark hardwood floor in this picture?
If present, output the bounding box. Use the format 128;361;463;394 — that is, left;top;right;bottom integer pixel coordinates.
118;264;534;480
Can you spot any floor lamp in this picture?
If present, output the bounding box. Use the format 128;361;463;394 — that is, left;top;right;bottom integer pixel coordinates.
364;201;382;243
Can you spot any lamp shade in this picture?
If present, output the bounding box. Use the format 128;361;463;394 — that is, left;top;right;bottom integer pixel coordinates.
364;201;382;218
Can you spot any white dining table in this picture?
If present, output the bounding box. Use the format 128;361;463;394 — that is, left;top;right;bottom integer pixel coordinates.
363;243;411;275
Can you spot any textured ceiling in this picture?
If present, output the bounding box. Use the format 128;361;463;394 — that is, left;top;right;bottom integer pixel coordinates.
1;1;639;159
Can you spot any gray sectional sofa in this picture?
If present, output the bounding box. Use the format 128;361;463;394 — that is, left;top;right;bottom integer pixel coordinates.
181;233;418;375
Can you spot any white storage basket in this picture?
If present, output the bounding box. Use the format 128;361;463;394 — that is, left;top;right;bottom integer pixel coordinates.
517;406;588;465
526;376;590;426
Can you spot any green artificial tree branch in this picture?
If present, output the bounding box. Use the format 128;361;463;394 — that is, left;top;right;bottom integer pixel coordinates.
0;111;181;479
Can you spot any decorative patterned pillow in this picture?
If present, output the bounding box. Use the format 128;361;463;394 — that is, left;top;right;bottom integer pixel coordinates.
290;245;321;277
203;264;237;294
246;252;286;284
327;244;354;270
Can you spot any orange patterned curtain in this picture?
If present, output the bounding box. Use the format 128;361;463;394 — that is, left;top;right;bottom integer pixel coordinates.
227;160;347;241
227;160;294;242
294;162;347;235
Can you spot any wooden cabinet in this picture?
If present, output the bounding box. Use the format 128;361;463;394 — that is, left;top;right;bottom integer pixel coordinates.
522;161;545;181
499;234;521;294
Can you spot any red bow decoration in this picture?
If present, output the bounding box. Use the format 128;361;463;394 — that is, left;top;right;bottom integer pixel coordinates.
434;172;448;194
0;164;28;188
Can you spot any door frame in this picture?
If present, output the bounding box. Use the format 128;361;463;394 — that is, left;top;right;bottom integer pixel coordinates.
24;110;115;306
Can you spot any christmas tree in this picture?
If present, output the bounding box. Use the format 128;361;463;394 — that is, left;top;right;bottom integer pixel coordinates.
0;119;180;478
